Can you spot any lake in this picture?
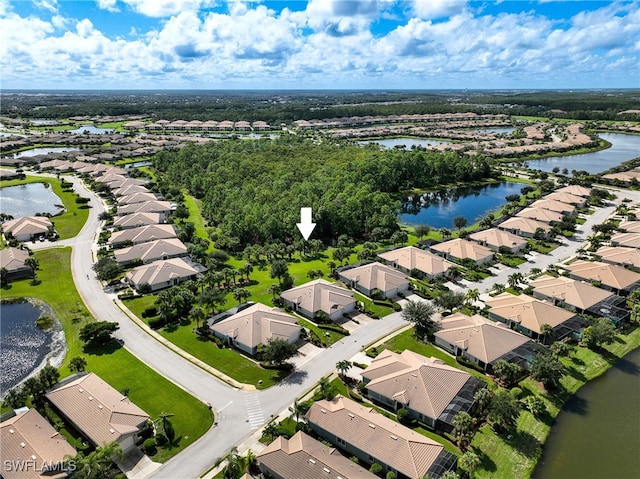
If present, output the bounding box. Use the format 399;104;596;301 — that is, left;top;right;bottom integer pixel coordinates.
400;181;523;229
533;347;640;479
69;124;114;134
522;133;640;174
0;301;66;393
0;182;64;217
361;137;453;148
9;147;81;158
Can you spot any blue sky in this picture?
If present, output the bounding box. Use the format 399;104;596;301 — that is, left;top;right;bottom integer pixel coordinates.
1;1;639;90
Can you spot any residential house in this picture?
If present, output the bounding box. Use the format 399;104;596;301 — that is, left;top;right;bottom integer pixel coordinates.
116;192;158;206
497;216;551;238
306;395;457;479
468;228;528;253
544;192;587;207
280;279;356;321
112;212;164;230
617;221;640;234
528;274;628;323
0;247;32;280
109;224;177;247
434;313;543;371
515;207;564;224
610;232;640;249
111;184;151;198
361;350;485;431
210;303;300;356
0;408;77;479
564;260;640;295
113;238;187;265
338;262;409;298
125;257;206;292
529;199;576;215
116;200;173;217
378;246;456;279
45;373;150;452
1;216;53;242
256;431;378;479
485;293;587;341
430;238;494;266
595;246;640;269
554;185;591;197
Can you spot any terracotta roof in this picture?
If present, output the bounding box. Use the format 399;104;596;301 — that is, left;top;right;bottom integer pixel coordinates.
114;238;187;264
112;212;163;229
544;191;586;205
109;224;176;245
0;247;29;271
431;238;494;262
2;216;52;237
485;293;576;333
498;216;551;235
339;262;408;293
595;246;640;268
111;185;151;197
0;408;77;479
378;246;455;276
554;185;591;197
610;232;640;248
564;260;640;290
528;274;613;310
529;198;576;213
117;192;158;205
306;395;447;479
210;303;300;351
468;228;528;251
125;257;204;288
362;350;472;420
281;279;354;315
257;431;377;479
516;207;564;224
45;373;149;447
117;200;172;216
618;221;640;234
435;313;531;364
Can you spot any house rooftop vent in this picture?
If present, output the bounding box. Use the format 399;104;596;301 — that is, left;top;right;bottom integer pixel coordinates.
368;423;376;429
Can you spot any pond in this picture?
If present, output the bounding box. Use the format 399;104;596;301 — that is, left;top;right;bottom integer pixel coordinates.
521;133;640;174
124;160;153;169
69;124;114;135
474;127;514;134
399;181;523;229
360;137;453;149
533;347;640;479
0;182;64;217
9;147;81;158
0;301;66;393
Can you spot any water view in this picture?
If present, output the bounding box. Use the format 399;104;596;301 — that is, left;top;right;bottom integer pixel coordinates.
9;147;81;158
361;137;453;149
400;181;523;228
533;347;640;479
69;124;114;134
0;301;66;393
522;133;640;174
0;182;64;217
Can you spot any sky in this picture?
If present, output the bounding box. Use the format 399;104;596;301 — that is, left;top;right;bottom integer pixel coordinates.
1;0;639;90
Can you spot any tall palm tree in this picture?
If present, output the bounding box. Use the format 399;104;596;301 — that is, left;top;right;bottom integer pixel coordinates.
335;360;352;377
190;305;206;329
288;400;305;422
465;288;480;307
232;287;250;305
540;323;554;345
508;272;523;290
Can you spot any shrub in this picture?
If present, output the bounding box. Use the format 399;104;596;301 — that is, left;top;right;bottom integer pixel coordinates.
141;306;158;318
154;433;168;446
350;392;363;402
369;463;383;476
142;438;156;455
392;302;402;311
397;408;411;425
357;381;367;394
147;317;166;329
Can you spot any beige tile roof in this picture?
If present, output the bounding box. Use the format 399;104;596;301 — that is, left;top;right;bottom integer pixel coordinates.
618;221;640;234
431;238;494;262
595;246;640;268
362;350;472;420
112;212;163;229
554;185;591;197
106;178;147;190
125;257;202;288
435;313;531;364
114;238;187;264
468;228;528;251
498;216;551;235
94;173;127;184
0;247;29;271
528;274;613;310
117;192;158;205
485;293;576;333
109;224;176;245
378;246;455;276
281;279;354;315
339;262;408;293
257;431;377;479
45;373;149;447
544;191;586;205
2;216;52;238
0;408;77;479
306;395;447;479
610;232;640;248
117;200;172;216
529;198;576;213
516;207;564;224
564;260;640;290
112;184;151;197
211;303;300;351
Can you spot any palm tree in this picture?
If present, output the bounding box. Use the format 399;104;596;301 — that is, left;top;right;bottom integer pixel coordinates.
540;323;554;345
465;288;480;307
155;412;176;443
190;305;206;329
69;356;87;373
335;360;352;378
268;284;281;298
507;272;523;290
221;449;245;479
439;227;452;239
232;287;250;305
288;400;305;422
0;267;8;287
241;262;254;282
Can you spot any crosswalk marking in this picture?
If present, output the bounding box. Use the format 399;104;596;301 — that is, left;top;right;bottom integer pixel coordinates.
244;394;264;430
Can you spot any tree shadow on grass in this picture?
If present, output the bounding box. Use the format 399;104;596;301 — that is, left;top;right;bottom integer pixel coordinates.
470;445;497;472
84;339;124;356
570;355;585;366
507;429;543;459
565;365;587;382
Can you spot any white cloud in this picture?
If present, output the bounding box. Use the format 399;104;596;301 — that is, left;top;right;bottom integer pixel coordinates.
411;0;466;19
34;0;58;13
121;0;217;17
96;0;119;13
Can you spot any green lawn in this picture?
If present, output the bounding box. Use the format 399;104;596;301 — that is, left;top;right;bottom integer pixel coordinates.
298;318;347;347
0;248;213;461
183;193;214;252
1;176;89;239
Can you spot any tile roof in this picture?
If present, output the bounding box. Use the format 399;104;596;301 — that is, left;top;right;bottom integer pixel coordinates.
544;191;586;205
112;212;163;229
281;279;354;315
378;246;455;276
595;246;640;268
362;350;472;420
109;224;177;245
257;431;377;479
516;207;564;224
210;303;300;351
431;238;494;262
0;247;29;271
618;221;640;234
2;216;52;237
125;257;203;288
529;198;576;213
528;274;613;310
339;262;409;293
435;313;531;364
117;192;158;205
564;260;640;290
117;200;172;216
0;408;77;479
45;373;149;447
468;228;528;251
306;395;447;479
610;232;640;248
485;293;576;333
554;185;591;197
497;216;551;235
113;238;187;264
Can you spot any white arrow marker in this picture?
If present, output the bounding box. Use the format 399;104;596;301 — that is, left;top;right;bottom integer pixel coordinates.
296;207;316;240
